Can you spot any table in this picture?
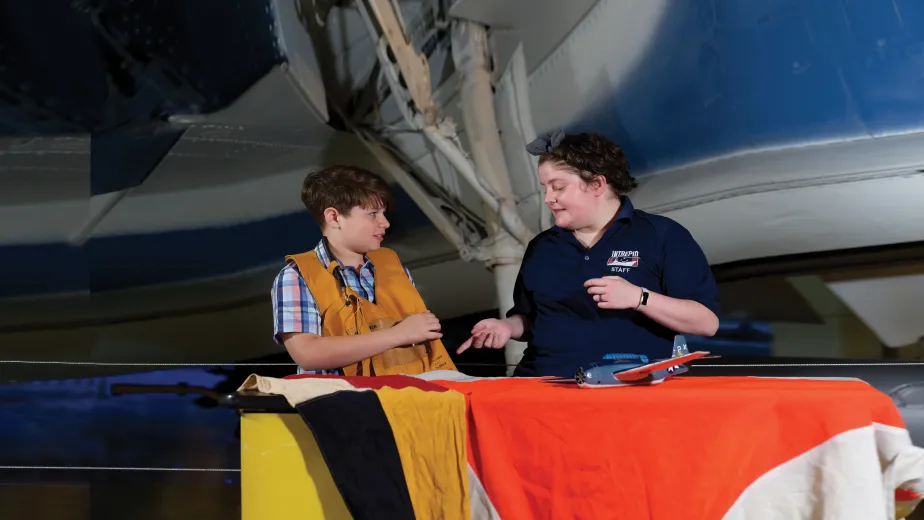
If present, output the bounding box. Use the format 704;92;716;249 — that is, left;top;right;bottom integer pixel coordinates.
226;372;924;520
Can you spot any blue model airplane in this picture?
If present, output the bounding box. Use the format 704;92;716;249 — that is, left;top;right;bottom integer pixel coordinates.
547;335;714;388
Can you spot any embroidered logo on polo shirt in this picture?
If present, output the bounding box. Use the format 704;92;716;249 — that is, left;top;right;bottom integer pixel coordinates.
607;250;639;272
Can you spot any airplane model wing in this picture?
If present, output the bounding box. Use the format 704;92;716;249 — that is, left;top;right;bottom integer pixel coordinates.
613;351;710;382
541;377;578;385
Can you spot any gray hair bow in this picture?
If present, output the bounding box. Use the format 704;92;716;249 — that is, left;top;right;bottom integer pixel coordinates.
525;129;566;156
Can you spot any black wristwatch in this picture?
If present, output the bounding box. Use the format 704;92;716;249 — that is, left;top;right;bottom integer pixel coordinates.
637;287;649;309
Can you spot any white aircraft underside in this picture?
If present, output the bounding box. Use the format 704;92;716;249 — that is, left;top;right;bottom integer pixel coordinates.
0;0;922;352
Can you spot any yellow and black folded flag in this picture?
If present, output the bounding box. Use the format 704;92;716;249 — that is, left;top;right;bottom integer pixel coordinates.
240;374;471;520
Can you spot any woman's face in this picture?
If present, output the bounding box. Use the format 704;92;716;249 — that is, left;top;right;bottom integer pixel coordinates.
539;161;604;230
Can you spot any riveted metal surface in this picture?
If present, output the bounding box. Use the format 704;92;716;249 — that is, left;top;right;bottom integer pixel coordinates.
0;1;108;134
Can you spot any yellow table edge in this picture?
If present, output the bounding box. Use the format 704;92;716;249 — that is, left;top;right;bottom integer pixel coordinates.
241;412;352;520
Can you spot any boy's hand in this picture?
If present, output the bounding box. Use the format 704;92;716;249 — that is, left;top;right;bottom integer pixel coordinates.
393;311;442;344
457;318;512;354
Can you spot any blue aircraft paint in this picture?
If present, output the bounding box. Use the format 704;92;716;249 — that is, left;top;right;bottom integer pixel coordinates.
0;0;283;137
572;0;924;174
0;243;92;297
0;185;434;297
91;125;187;196
5;0;924;295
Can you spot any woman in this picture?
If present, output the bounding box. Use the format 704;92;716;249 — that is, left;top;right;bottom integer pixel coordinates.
457;130;720;377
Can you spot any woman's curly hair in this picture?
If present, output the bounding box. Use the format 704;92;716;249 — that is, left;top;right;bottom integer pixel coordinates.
539;132;638;194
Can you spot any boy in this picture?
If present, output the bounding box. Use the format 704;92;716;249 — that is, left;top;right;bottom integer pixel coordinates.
272;165;457;376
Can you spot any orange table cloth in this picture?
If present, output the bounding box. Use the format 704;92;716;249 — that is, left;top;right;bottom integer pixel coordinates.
433;375;924;520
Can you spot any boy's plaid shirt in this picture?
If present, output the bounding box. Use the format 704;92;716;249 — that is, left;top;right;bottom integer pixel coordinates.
271;238;415;375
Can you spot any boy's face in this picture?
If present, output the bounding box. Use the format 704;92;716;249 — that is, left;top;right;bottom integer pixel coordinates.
329;201;390;254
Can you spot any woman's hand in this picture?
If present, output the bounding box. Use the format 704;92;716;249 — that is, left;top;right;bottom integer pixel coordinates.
456;318;514;354
584;276;643;309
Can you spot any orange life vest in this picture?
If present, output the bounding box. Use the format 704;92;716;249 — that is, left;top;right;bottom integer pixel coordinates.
286;247;457;376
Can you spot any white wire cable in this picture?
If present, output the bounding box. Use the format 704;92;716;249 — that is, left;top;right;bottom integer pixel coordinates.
0;465;239;472
3;360;924;368
0;360;296;366
697;362;924;367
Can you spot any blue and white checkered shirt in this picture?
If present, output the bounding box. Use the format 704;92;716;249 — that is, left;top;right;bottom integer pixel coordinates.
271;238;415;375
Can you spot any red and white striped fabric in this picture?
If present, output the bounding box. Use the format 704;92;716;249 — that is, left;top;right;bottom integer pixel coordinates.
422;374;924;520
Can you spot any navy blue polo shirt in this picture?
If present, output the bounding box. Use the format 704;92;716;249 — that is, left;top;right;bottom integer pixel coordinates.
506;196;720;378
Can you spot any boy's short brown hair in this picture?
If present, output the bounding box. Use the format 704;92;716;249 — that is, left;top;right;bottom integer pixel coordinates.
300;165;395;228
